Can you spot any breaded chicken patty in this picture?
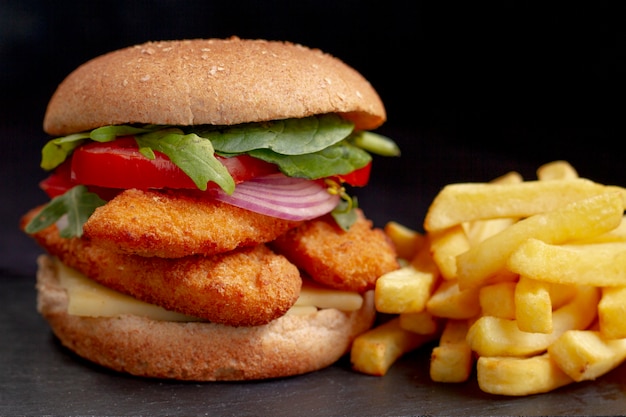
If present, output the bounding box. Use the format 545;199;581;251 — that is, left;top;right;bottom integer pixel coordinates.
22;207;302;326
83;189;302;258
271;209;399;292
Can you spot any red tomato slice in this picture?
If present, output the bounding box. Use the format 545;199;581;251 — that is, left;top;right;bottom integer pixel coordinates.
39;160;74;198
40;137;371;199
70;137;278;190
336;161;371;187
40;160;121;200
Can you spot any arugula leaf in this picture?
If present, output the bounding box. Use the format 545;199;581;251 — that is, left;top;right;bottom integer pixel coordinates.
24;185;106;238
90;125;157;142
200;114;354;155
40;125;163;171
41;133;90;170
247;141;372;179
351;131;401;157
331;197;359;231
136;128;235;193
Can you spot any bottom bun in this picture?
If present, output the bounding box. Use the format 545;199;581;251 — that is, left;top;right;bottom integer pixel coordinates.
35;255;376;381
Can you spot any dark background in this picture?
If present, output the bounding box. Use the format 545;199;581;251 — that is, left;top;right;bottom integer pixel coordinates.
3;3;626;414
3;0;625;272
2;1;624;162
2;1;625;268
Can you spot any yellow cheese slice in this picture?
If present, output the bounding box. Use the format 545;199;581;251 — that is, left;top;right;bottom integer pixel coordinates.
296;279;363;311
55;258;201;322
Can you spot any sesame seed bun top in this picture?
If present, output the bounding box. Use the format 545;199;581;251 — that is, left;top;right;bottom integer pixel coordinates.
43;37;386;136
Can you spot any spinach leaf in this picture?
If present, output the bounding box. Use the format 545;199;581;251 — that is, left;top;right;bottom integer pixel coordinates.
200;114;354;155
247;141;371;179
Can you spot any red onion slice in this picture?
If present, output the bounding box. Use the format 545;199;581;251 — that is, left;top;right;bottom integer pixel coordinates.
213;173;340;220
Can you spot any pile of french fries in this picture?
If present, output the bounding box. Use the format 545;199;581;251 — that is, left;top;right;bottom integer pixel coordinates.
350;161;626;396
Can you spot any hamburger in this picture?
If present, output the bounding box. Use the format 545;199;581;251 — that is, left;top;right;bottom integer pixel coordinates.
21;37;400;381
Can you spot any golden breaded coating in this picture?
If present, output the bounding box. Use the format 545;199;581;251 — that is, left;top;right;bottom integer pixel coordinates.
271;210;399;293
22;207;302;327
83;189;301;258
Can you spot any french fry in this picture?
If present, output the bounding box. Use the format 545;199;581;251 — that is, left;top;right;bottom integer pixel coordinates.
598;286;626;339
375;238;442;314
479;281;517;319
439;319;470;345
537;160;579;181
464;171;522;245
514;276;553;333
508;238;626;287
350;317;438;376
375;265;437;314
410;235;439;273
426;279;481;319
456;192;624;289
360;161;626;396
477;354;573;396
384;221;425;261
429;225;470;280
399;310;440;335
430;319;473;383
547;282;578;310
467;286;599;357
548;330;626;382
490;171;524;185
465;217;517;247
424;178;619;232
574;216;626;244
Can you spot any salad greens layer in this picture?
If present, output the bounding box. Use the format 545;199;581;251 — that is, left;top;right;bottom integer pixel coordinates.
29;114;400;237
